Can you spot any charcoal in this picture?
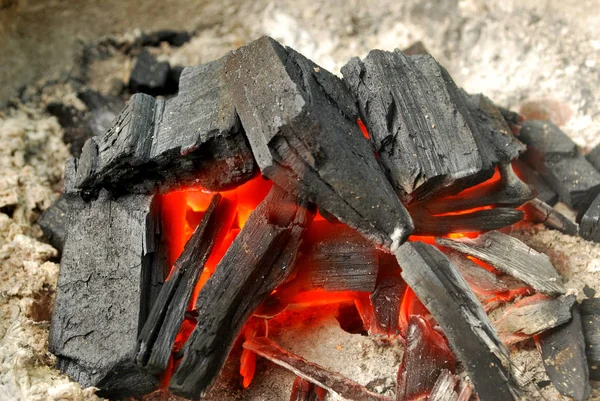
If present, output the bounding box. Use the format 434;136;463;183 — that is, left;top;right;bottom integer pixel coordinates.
355;252;406;336
537;303;591;401
77;89;125;136
290;376;327;401
436;231;565;295
411;207;524;236
140;29;192;47
523;198;579;236
226;36;413;250
243;337;393;401
583;285;596;298
493;294;576;345
289;222;379;292
580;298;600;380
402;41;429;55
49;190;164;398
498;106;523;135
443;250;509;297
395;241;521;401
587;143;600;172
169;185;313;399
71;56;256;195
37;195;69;252
519;120;600;212
427;370;474;401
341;50;523;203
422;163;534;215
129;49;173;96
396;315;455;401
513;160;558;205
580;192;600;242
137;194;227;374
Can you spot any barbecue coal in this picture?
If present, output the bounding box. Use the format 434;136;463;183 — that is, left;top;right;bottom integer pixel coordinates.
290;376;327;401
580;192;600;242
580;298;600;381
37;195;69;252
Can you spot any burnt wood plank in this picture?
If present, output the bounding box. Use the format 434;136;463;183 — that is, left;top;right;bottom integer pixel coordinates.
225;36;413;250
411;207;524;236
443;250;509;297
341;50;523;203
49;190;163;398
169;185;313;399
493;294;576;345
394;241;521;401
137;194;225;374
537;303;591;401
580;192;600;242
523;198;579;236
37;195;69;252
436;231;565;295
513;159;558;205
71;56;256;196
244;337;393;401
519;120;600;212
580;298;600;381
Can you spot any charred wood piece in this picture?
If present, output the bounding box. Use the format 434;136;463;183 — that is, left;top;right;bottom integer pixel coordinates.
402;41;429;55
580;298;600;381
70;56;256;196
536;303;591;401
139;29;192;47
342;49;523;203
169;185;313;399
243;337;393;401
493;294;576;345
523;198;579;236
443;250;509;298
136;194;225;374
519;120;600;213
37;195;69;252
226;36;413;249
580;192;600;242
422;163;534;215
395;241;521;401
436;231;565;295
129;49;174;96
498;107;523;135
49;190;164;398
355;252;406;336
513;160;558;206
428;370;473;401
411;207;524;236
290;376;327;401
396;315;455;401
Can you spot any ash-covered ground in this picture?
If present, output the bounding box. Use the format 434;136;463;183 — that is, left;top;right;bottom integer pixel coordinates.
1;1;600;400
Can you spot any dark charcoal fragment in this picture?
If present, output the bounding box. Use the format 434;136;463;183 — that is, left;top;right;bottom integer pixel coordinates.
71;56;256;195
437;230;565;295
129;49;173;96
77;89;126;136
443;250;509;297
396;315;455;401
513;159;558;205
290;376;327;401
580;298;600;380
519;120;600;213
342;50;523;203
428;369;473;401
37;196;69;252
587;143;600;172
137;194;228;374
49;190;164;398
411;207;524;236
140;29;192;47
493;293;576;345
537;303;591;401
244;337;393;401
523;198;579;236
402;41;429;55
580;192;600;242
169;185;313;399
226;36;413;249
395;241;521;401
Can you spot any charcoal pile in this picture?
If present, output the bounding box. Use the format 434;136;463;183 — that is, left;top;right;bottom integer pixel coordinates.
38;36;600;401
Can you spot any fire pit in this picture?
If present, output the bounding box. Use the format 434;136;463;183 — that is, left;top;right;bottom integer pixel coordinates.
35;36;600;401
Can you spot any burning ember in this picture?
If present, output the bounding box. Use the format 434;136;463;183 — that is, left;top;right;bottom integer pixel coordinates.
42;36;600;401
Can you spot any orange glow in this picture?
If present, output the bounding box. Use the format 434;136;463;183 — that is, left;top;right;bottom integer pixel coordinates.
357;118;371;139
239;318;267;388
399;287;431;335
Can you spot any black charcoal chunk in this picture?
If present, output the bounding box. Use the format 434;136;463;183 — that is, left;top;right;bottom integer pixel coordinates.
513;160;558;205
72;56;256;195
77;89;125;136
129;49;172;96
341;50;523;203
49;190;164;398
226;36;413;250
411;207;524;236
37;196;69;252
580;298;600;381
537;304;591;401
169;185;313;399
140;29;192;47
395;241;521;401
437;231;565;295
580;192;600;242
519;120;600;212
523;198;579;236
